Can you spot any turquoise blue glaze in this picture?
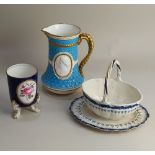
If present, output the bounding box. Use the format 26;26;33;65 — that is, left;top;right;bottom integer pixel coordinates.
41;36;84;91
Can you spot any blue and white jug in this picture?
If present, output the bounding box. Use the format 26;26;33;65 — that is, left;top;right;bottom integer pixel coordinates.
41;23;94;94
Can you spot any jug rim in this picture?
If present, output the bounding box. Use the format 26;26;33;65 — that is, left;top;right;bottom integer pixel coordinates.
41;23;81;39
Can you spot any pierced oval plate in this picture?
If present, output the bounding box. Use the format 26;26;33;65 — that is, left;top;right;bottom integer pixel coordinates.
69;96;149;132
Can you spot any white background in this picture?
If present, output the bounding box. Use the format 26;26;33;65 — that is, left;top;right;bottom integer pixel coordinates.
0;5;155;150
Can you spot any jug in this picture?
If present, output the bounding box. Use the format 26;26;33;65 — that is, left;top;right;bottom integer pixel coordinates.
41;23;94;94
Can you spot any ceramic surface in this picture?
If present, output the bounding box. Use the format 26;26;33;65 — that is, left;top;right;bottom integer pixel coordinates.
41;23;94;94
17;80;36;105
7;64;38;107
70;96;149;132
82;60;142;120
42;23;81;40
6;63;40;119
43;84;81;95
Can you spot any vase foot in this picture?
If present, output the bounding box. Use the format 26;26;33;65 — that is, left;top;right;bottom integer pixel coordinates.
42;85;82;95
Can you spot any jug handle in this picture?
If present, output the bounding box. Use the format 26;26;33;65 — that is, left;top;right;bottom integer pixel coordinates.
77;33;94;76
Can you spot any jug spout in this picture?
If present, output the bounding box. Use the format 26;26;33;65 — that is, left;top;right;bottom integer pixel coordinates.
41;26;51;37
41;23;81;39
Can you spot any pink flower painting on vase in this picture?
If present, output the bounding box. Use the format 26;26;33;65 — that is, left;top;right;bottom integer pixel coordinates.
17;80;37;104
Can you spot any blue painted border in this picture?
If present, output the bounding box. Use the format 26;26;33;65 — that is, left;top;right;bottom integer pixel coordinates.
69;96;150;132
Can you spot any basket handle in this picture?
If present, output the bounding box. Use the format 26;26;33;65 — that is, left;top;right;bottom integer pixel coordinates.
103;59;122;102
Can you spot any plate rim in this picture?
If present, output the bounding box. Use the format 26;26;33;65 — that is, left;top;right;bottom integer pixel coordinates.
69;96;150;132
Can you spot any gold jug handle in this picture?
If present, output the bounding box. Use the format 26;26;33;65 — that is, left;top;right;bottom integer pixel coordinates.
77;33;94;76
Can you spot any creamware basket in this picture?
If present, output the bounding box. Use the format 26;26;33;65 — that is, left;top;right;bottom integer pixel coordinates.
82;60;143;120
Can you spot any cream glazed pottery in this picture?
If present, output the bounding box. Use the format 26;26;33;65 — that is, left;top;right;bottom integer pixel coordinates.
41;23;94;94
70;96;149;132
82;60;143;120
